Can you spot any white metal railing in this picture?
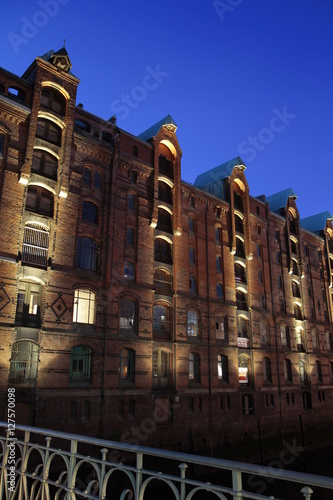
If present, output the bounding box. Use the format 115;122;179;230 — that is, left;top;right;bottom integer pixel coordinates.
1;422;333;499
22;225;49;267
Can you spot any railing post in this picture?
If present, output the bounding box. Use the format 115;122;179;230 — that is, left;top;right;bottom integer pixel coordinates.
179;463;188;500
136;452;143;499
67;438;77;500
232;470;243;500
301;486;313;500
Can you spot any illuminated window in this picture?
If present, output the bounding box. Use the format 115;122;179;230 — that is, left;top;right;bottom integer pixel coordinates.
296;329;305;351
9;341;39;386
119;349;135;382
238;355;250;385
153;304;173;337
73;289;95;324
119;299;136;330
217;354;228;383
187;309;199;337
70;346;92;381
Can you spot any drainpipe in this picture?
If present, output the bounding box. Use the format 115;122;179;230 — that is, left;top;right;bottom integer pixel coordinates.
205;202;213;455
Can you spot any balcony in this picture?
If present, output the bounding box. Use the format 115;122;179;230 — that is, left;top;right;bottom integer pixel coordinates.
1;422;332;499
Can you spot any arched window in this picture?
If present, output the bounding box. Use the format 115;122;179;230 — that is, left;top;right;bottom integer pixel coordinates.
40;87;66;115
259;320;269;345
15;280;42;327
153;349;172;389
158;181;172;204
8;86;25;102
26;185;54;217
31;149;58;179
234;262;246;284
235;237;246;259
120;349;135;382
119;299;136;331
284;359;292;382
154;268;172;295
70;346;92;380
217;354;229;383
236;289;247;311
237;316;249;347
238;355;250;385
157;208;173;233
153;303;173;338
76;237;97;271
73;289;95;324
294;303;303;321
187;309;199;337
292;281;301;298
9;341;39;385
36;118;62;146
189;352;201;382
82;201;98;224
75;119;91;133
292;259;299;276
235;214;244;233
263;357;272;383
22;222;49;268
155;238;172;264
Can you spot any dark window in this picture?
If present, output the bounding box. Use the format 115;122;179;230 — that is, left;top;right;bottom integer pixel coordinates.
120;349;135;382
127;228;134;247
189;217;195;234
189;276;197;294
258;269;263;284
36;119;61;145
217;283;223;299
236;289;248;311
94;172;101;190
235;263;246;284
75;120;91;133
292;260;299;276
303;391;312;409
292;281;301;298
70;346;92;381
128;399;135;418
8;86;25;102
31;149;58;180
155;238;172;264
216;256;222;272
294;303;303;320
189;352;201;382
82;201;98;224
124;261;135;279
119;299;136;330
102;131;112;142
0;133;4;156
215;227;221;244
235;238;245;259
9;341;38;385
132;145;138;157
264;357;272;383
128;194;135;212
280;324;290;348
189;247;195;264
83;168;91;187
25;186;54;217
69;401;77;422
159;155;173;179
157;208;172;233
260;321;269;345
40;87;66;115
76;237;97;271
235;214;244;233
316;360;323;383
234;192;243;211
82;401;91;422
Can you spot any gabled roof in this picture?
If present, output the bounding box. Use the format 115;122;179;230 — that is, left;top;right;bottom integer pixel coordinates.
193;156;246;189
137;115;177;141
300;211;333;235
266;188;297;213
39;47;75;76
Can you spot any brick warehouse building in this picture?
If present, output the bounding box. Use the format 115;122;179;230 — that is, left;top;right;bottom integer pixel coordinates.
0;47;333;458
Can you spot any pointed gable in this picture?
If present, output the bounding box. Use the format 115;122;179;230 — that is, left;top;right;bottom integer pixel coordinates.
266;188;297;213
300;211;333;235
138;115;177;142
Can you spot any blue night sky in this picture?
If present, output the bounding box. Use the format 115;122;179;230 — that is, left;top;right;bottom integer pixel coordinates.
1;0;332;219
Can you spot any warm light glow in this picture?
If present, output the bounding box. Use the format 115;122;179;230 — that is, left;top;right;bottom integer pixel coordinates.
150;219;157;228
19;175;29;185
59;188;68;198
174;229;182;236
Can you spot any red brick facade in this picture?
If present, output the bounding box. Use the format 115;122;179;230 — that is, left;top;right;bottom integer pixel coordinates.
0;48;333;457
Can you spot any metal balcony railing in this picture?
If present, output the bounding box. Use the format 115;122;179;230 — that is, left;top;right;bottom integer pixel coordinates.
22;226;49;268
1;422;333;499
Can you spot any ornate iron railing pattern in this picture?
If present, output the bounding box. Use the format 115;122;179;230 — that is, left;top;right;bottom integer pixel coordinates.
1;422;333;499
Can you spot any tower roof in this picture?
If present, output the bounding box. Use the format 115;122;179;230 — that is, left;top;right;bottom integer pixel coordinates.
266;188;297;213
138;115;177;141
193;156;246;189
300;211;333;235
